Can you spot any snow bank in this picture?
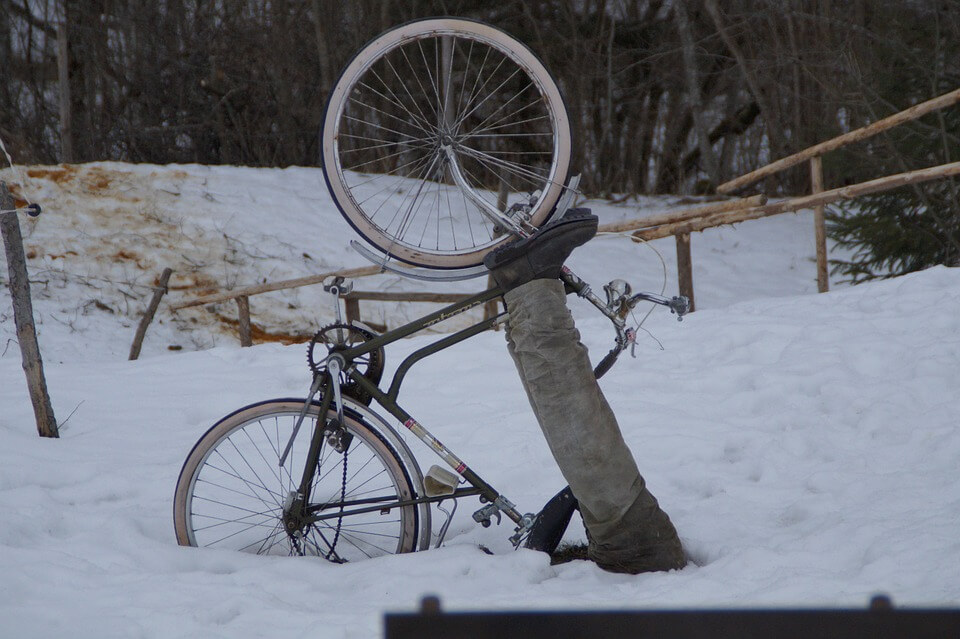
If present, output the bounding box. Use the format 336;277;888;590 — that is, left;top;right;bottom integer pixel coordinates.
2;164;957;638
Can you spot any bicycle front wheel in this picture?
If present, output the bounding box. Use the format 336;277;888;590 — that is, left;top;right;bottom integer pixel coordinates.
322;18;572;269
174;399;419;561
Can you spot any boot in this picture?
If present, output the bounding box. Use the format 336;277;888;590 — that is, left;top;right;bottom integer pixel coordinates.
502;278;685;574
483;208;597;291
586;489;686;574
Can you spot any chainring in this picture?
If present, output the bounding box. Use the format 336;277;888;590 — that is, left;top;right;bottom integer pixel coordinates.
306;323;385;406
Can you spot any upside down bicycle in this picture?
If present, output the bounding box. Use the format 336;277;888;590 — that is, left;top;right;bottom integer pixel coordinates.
173;18;687;562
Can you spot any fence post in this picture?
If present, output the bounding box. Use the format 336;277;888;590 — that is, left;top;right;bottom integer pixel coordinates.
344;296;361;325
810;156;829;292
129;267;173;360
482;273;500;325
236;295;253;346
676;233;695;312
1;182;58;438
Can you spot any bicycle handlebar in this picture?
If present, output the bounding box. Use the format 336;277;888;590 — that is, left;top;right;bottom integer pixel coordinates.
558;267;688;380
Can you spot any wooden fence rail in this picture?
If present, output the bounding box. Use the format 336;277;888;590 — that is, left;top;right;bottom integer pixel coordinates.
717;87;960;195
634;161;960;243
169;264;382;310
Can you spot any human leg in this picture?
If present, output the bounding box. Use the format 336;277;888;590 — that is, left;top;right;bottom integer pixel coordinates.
486;210;685;573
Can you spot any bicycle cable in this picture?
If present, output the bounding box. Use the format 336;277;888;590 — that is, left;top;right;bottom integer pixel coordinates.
596;221;669;350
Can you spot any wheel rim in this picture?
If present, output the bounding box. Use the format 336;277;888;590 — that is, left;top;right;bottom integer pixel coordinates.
323;19;571;269
182;408;415;561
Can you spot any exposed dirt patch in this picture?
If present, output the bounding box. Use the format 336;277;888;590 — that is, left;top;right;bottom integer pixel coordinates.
112;249;147;268
27;165;76;184
167;273;220;296
216;314;315;345
26;164;142;202
84;166;115;192
46;251;79;260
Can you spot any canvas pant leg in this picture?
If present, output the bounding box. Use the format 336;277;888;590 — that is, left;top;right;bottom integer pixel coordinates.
503;278;685;573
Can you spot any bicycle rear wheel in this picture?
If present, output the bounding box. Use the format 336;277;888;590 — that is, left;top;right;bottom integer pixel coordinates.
322;18;572;269
174;399;419;561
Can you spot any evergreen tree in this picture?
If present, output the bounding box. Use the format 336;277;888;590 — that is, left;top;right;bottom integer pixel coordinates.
827;3;960;283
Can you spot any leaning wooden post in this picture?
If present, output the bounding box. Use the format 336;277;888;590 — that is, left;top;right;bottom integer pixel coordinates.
1;182;58;438
810;156;829;293
129;267;173;360
236;295;253;347
675;233;695;312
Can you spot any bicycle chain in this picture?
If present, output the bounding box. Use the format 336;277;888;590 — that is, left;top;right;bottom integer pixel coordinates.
323;446;349;562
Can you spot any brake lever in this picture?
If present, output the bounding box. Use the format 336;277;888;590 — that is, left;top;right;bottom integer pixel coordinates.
627;292;689;321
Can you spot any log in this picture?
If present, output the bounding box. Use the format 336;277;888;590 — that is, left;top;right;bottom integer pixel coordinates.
718;87;960;194
128;267;173;360
636;161;960;241
170;264;381;310
236;295;252;347
1;182;58;438
597;195;766;234
810;157;829;293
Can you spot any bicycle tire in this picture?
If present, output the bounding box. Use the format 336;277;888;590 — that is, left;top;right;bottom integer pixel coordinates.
174;399;419;561
322;17;572;269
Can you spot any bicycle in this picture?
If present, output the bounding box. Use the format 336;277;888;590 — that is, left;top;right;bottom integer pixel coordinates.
173;17;687;562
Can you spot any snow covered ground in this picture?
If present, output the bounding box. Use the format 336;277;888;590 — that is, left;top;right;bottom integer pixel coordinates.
2;163;959;638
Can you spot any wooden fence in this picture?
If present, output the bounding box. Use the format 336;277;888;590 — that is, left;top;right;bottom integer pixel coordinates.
165;87;960;345
597;86;960;310
167;264;490;348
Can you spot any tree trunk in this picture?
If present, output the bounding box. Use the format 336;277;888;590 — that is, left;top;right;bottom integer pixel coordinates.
674;0;719;186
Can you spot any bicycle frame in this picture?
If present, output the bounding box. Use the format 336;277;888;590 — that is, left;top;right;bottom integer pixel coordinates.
286;267;685;546
290;283;538;542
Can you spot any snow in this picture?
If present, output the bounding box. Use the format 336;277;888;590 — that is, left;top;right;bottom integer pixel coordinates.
2;163;959;638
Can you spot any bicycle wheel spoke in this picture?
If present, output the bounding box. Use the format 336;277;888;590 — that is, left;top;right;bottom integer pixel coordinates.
451;62;521;134
456;144;551;189
457;79;537;141
223;438;285;510
351;152;436;200
249;521;288;555
355;75;437;138
203;454;280;512
383;54;438;132
463;108;552;141
190;503;277;528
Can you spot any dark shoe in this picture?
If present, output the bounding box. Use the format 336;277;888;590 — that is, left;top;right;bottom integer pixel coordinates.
483;208;597;291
